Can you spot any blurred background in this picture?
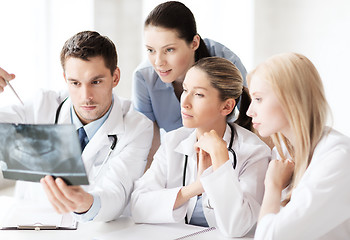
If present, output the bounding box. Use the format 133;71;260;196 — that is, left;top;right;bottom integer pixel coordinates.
0;0;349;136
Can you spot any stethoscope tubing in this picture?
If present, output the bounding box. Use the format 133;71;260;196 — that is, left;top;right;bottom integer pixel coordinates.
182;123;236;187
55;98;118;181
182;123;236;224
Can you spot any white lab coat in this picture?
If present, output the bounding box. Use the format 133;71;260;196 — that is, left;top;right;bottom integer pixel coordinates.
255;128;350;240
131;123;271;237
0;89;153;222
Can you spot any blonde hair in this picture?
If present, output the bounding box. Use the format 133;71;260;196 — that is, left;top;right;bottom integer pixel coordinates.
247;53;331;204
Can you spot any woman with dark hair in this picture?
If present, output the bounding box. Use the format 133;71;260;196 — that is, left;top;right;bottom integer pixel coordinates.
132;1;247;169
131;57;270;238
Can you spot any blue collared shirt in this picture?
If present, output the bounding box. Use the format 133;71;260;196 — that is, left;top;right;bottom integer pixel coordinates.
189;195;209;227
70;100;113;222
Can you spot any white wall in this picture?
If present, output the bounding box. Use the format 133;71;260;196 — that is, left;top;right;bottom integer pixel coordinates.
93;0;143;99
0;0;94;105
0;0;142;103
254;0;350;136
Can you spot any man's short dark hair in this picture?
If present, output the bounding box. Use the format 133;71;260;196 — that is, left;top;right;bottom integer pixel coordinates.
60;31;118;75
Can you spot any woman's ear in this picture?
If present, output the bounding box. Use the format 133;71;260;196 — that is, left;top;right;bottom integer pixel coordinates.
221;99;236;116
191;35;200;51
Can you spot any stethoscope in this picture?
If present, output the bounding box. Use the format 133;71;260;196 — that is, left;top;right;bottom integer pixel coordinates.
182;123;237;224
55;98;118;180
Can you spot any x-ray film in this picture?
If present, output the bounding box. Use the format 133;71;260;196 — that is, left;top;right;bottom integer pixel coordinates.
0;123;89;185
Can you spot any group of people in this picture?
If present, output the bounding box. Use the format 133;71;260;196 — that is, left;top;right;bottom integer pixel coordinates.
0;1;349;239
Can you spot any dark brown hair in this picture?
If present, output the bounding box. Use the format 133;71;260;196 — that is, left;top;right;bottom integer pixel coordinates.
60;31;118;75
145;1;210;61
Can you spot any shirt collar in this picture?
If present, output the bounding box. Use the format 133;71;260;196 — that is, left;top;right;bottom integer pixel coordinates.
70;98;114;141
174;128;197;158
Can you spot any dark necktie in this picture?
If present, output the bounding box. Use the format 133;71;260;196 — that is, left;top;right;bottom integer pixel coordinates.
77;127;88;152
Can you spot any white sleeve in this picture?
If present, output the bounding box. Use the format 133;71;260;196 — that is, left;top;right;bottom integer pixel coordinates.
200;145;269;238
91;115;153;222
131;145;187;223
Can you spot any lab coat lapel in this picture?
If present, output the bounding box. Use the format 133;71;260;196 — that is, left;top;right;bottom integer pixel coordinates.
82;97;125;179
174;129;198;221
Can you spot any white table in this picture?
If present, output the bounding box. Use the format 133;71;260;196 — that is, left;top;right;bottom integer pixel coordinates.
0;187;254;240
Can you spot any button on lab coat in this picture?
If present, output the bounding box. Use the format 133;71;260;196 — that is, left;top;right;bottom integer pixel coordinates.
131;124;271;237
0;89;153;222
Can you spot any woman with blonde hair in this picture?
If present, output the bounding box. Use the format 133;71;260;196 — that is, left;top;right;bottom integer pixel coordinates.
247;52;350;239
131;57;270;237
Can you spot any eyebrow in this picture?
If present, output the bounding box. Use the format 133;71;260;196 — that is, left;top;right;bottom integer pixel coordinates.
145;43;177;49
90;75;105;81
67;74;105;82
183;83;209;91
192;86;208;91
250;91;263;96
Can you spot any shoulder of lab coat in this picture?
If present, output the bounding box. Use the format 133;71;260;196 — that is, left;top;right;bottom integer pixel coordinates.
86;95;153;222
200;124;271;237
131;127;195;223
255;128;350;240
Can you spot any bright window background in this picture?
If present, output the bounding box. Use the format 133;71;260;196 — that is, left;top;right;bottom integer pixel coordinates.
0;0;349;136
0;0;94;106
253;0;350;136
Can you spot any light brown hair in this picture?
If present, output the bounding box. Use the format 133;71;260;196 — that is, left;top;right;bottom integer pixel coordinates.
193;57;252;131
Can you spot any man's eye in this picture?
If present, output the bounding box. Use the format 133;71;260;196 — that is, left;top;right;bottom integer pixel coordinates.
92;80;101;84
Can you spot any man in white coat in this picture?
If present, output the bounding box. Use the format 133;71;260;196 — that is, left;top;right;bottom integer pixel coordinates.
0;31;153;222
